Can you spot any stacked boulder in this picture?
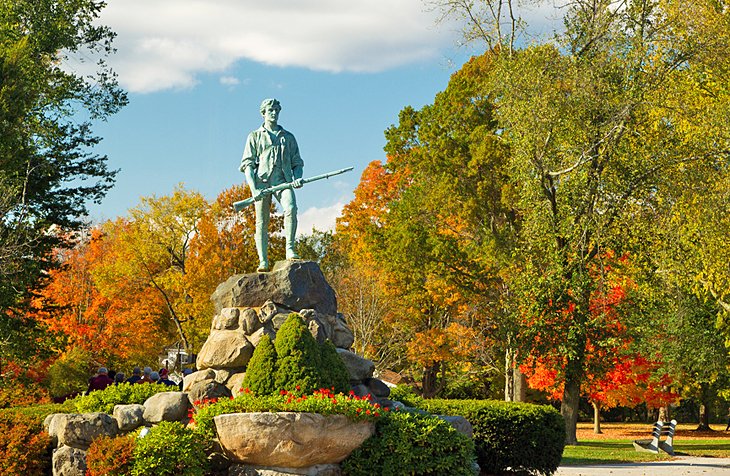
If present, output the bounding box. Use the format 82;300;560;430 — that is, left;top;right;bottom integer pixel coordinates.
44;392;190;476
183;260;391;405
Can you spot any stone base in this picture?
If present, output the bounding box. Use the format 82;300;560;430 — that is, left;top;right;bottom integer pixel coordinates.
229;463;341;476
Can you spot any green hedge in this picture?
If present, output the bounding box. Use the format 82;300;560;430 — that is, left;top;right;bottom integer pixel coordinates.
73;383;174;414
342;409;477;475
417;399;565;476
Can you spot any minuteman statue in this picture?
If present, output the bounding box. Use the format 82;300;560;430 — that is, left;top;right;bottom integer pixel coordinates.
239;98;303;272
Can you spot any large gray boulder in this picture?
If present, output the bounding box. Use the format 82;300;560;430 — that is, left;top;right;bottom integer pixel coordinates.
211;261;337;316
182;369;216;392
52;445;87;476
197;330;254;370
113;404;145;432
143;392;190;423
215;412;374;467
335;349;375;381
53;413;118;450
188;380;233;407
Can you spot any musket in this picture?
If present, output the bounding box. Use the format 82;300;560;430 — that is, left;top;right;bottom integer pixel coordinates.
232;166;354;212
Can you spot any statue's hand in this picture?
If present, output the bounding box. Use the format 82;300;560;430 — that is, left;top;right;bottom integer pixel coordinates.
292;178;303;189
252;188;265;200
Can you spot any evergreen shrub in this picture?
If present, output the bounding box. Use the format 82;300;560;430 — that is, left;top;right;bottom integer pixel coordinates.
86;434;136;476
341;409;477;476
73;382;173;413
131;421;208;476
418;399;565;476
274;313;323;393
320;339;350;394
241;333;277;395
243;313;350;396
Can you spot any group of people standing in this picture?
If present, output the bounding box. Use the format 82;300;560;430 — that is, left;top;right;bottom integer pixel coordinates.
87;366;185;393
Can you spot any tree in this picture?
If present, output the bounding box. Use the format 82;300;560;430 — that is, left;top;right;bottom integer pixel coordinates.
0;0;126;367
432;0;730;444
0;0;125;307
336;54;513;396
32;228;165;366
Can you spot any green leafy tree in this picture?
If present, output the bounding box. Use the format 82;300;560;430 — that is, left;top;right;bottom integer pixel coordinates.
0;0;126;364
427;0;730;444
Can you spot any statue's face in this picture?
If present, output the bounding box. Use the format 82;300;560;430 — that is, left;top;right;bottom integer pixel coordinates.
263;104;280;123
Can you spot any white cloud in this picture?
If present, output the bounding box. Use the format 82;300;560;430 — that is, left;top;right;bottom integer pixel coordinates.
219;75;240;86
96;0;459;93
296;202;345;237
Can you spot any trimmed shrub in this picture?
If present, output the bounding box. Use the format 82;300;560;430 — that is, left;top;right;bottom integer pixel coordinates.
320;339;350;394
242;333;277;396
0;410;52;475
244;314;351;396
342;409;477;476
73;382;173;413
86;434;136;476
131;421;208;476
389;384;425;407
274;313;322;393
417;399;565;476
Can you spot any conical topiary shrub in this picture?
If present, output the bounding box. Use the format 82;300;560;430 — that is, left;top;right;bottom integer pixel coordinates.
242;333;277;396
274;314;323;394
320;339;350;394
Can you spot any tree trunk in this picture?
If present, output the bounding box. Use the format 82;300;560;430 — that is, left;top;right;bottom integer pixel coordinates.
505;348;515;401
514;366;527;402
696;383;713;431
561;375;581;445
421;362;442;399
592;401;602;434
505;346;527;402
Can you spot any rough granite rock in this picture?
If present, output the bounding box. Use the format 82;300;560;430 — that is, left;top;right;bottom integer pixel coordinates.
211;261;337;316
113;404;145;432
44;413;63;446
335;349;375;381
226;372;248;396
182;369;216;392
214;412;374;467
188;380;233;406
332;314;355;349
362;377;390;398
240;308;262;334
197;330;254;370
228;464;342;476
52;445;87;476
143;392;190;423
439;415;474;438
213;307;241;330
53;413;118;450
247;326;276;347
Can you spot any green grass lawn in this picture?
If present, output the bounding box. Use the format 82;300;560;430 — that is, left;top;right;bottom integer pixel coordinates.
562;439;730;465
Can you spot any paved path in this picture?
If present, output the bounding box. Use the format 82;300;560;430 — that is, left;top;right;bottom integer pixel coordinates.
556;456;730;475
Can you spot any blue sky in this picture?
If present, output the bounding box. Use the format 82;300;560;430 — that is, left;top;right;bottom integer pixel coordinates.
81;1;562;234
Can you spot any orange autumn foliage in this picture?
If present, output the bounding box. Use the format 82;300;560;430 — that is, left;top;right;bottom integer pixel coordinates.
33;229;163;363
